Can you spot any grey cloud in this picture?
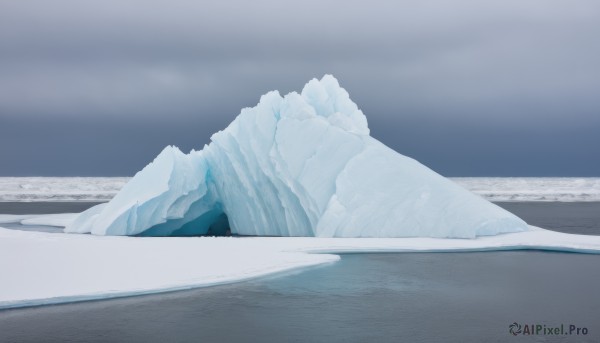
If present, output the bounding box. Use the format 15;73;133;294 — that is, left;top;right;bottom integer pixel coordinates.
0;0;599;175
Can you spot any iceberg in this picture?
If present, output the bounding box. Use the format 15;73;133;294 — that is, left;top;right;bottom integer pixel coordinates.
66;75;528;238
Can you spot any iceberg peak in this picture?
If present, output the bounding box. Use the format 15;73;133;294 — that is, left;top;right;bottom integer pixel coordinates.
66;75;527;238
299;75;369;135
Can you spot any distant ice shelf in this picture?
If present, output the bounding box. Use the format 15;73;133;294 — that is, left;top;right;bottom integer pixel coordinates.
452;177;600;202
0;177;128;202
2;177;599;202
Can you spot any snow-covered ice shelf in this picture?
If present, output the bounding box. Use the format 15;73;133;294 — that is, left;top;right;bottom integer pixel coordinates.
1;226;600;310
0;213;78;227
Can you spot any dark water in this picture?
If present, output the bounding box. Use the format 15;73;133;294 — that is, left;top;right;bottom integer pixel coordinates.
0;252;598;343
1;202;599;342
0;202;102;215
496;202;600;235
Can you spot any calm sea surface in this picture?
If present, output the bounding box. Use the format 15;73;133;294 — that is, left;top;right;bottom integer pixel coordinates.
0;202;599;342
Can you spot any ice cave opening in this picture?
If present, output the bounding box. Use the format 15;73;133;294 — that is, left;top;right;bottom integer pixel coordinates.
139;207;232;237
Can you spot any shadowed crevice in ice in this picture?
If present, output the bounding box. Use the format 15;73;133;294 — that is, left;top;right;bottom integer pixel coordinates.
139;209;231;237
65;75;528;238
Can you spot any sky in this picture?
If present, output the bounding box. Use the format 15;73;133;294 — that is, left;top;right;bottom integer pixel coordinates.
1;0;599;176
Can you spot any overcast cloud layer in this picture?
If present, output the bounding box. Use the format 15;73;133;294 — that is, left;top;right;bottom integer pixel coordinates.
1;0;599;176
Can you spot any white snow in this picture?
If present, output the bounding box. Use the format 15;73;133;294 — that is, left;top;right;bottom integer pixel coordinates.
1;225;600;310
0;215;37;224
68;75;528;238
19;213;78;227
0;214;77;227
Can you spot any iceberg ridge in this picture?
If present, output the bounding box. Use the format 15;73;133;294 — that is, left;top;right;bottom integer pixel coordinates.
66;75;528;238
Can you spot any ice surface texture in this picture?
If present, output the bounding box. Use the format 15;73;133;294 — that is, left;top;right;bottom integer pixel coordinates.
66;75;528;238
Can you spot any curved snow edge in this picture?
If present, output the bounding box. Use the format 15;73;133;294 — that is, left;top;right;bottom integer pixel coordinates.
0;255;340;311
1;225;599;311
